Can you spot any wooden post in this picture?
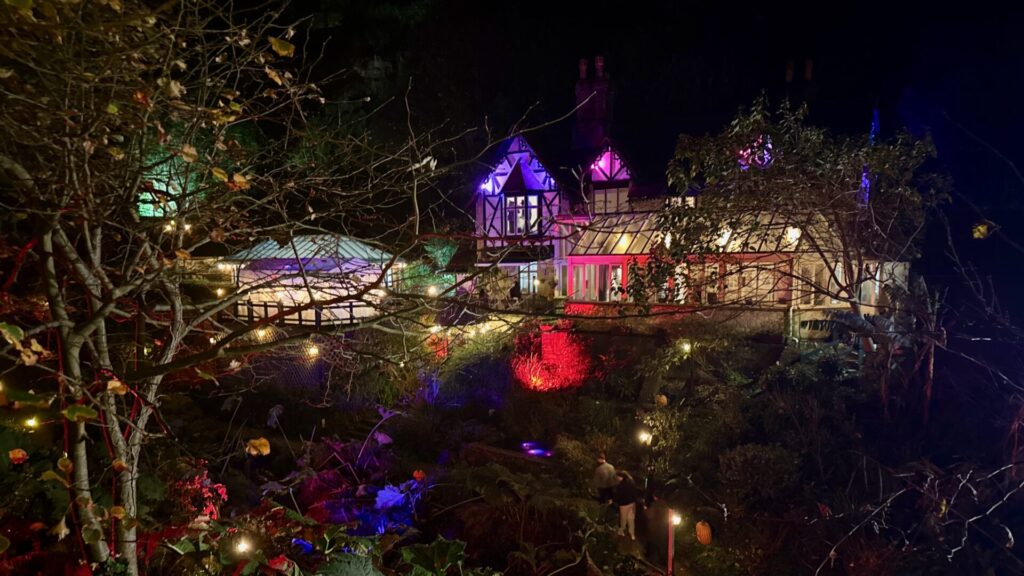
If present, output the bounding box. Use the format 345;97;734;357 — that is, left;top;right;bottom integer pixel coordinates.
667;516;674;576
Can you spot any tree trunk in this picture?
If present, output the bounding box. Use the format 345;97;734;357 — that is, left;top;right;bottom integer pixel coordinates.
65;347;111;564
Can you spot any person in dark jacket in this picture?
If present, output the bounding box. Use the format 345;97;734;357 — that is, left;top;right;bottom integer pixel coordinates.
644;489;670;565
614;471;641;540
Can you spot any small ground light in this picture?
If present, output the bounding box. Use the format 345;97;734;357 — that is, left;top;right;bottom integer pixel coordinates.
426;285;439;297
638;431;653;445
671;512;682;526
235;537;252;554
306;344;319;358
24;417;39;429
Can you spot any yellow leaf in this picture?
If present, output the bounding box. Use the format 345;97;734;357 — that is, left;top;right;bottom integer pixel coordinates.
210;167;228;182
108;147;125;161
50;517;69;541
58;456;73;473
105;102;119;114
972;222;991;239
245;437;271;456
269;36;295;57
111;459;129;473
175;249;191;260
231;173;250;190
106;379;128;396
29;338;44;353
108;505;126;520
0;68;14;79
264;66;284;86
180;144;198;163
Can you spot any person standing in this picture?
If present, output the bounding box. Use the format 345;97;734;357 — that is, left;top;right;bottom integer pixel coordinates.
614;471;641;540
593;452;617;504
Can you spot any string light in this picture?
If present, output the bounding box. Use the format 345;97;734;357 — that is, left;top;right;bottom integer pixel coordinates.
24;417;39;429
426;285;439;297
255;328;268;339
208;337;217;345
215;288;225;297
235;537;252;554
183;223;192;232
671;512;682;526
306;344;319;358
638;431;653;445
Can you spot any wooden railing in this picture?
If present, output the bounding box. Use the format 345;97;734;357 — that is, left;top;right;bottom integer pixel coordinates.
234;299;374;327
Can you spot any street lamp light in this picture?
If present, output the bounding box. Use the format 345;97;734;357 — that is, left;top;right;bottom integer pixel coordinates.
668;511;683;575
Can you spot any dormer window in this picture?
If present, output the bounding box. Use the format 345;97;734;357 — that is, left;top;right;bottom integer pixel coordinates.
591;187;629;214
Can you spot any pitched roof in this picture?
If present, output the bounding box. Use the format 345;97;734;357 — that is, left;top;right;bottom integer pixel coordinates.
570;211;811;257
227;234;396;264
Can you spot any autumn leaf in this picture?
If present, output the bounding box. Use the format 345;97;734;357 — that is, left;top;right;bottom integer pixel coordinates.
106;379;128;395
231;172;250;190
209;227;226;243
269;37;295;57
157;77;186;99
41;469;70;487
210;167;228;182
8;448;28;465
105;102;119;115
108;505;127;520
265;66;284;86
82;526;103;545
108;147;126;161
51;517;70;540
245;437;271;456
972;221;992;239
58;456;73;473
180;144;198;163
174;249;191;260
132;89;151;108
112;459;129;473
62;405;98;423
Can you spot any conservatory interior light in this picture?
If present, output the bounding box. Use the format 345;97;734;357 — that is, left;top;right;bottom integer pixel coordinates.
785;226;802;245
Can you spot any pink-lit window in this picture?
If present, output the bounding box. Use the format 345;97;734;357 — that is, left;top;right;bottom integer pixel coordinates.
590;148;631;182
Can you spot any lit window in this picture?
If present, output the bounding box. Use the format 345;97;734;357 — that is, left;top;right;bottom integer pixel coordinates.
505;195;540;235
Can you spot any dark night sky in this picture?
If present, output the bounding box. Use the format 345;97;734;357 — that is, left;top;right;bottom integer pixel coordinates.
297;0;1024;310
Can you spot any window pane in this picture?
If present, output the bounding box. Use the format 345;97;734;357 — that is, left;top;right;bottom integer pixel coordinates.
598;264;609;301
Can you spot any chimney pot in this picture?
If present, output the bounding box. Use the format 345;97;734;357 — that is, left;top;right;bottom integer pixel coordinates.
595;55;605;78
578;58;588;80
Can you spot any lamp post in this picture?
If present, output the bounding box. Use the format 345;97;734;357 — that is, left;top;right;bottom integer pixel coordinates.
638;430;653;494
667;511;682;575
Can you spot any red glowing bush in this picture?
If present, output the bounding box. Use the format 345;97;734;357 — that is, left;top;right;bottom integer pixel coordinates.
511;324;592;391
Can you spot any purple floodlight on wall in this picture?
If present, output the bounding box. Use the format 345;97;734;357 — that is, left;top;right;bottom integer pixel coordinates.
478;136;556;195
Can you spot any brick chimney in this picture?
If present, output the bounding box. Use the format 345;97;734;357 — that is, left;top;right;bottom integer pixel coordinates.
573;56;613;154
